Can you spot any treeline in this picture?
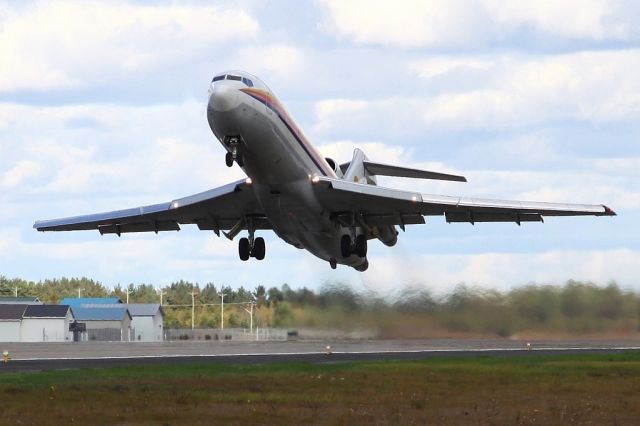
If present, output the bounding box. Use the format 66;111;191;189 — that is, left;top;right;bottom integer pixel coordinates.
1;276;638;337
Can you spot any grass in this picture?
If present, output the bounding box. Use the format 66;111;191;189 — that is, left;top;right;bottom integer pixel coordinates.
2;353;640;424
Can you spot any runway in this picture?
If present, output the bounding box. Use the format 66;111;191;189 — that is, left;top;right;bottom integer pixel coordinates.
1;339;639;373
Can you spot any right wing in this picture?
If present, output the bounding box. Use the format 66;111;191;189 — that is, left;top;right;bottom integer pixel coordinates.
313;176;615;227
34;179;269;236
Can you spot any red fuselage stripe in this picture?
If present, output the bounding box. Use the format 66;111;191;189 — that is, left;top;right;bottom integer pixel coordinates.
240;88;335;177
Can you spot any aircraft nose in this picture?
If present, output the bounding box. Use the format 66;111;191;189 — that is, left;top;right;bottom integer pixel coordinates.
208;84;239;112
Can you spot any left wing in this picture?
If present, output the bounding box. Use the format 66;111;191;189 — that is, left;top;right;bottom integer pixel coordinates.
34;179;269;236
313;176;615;227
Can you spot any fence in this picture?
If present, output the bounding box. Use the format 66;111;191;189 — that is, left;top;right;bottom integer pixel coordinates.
164;327;289;342
84;328;135;342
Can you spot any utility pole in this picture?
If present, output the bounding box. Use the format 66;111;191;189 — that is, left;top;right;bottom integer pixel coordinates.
125;288;133;304
218;292;226;330
190;290;198;330
77;288;82;298
157;289;166;306
242;298;256;336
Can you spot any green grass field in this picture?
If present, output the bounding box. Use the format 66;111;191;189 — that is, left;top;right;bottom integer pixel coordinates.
2;353;640;424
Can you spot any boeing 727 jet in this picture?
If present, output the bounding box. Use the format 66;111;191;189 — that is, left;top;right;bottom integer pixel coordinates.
34;71;616;271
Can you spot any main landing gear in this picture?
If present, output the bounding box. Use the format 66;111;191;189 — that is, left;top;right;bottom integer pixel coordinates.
238;227;265;261
225;137;244;167
340;234;367;258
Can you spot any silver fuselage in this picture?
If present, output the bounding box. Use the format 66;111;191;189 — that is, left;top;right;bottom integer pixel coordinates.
206;74;367;270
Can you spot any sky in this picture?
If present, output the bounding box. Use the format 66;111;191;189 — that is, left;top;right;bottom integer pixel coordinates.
1;0;638;296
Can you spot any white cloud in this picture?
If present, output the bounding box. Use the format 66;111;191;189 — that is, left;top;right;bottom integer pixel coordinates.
319;0;631;49
0;1;259;92
1;160;42;189
314;50;640;136
231;44;305;77
0;100;244;208
408;58;493;79
482;0;626;41
418;50;640;127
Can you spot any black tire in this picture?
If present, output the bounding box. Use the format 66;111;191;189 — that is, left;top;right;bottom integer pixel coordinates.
340;235;352;258
253;237;266;260
355;234;367;257
225;152;234;167
239;237;250;261
236;152;244;167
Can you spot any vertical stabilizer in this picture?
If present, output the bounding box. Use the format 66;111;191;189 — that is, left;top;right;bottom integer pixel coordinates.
343;148;377;185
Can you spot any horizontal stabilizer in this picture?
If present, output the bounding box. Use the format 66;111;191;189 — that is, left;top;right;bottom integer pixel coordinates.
363;161;467;182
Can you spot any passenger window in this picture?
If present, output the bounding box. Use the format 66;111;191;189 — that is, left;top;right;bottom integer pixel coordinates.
212;75;225;82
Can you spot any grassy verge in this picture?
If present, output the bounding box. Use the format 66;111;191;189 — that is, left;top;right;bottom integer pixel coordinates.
2;353;640;424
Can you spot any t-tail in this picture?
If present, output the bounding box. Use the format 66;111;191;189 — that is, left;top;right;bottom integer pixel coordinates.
326;148;468;247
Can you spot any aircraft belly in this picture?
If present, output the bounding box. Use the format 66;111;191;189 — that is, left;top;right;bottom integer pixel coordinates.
252;182;366;268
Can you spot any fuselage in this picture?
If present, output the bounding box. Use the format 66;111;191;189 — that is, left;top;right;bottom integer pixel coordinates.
206;71;368;271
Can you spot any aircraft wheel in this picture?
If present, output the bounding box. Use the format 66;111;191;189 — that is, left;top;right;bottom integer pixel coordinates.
236;152;244;167
239;237;250;261
253;237;266;260
329;258;337;269
355;235;367;258
225;152;234;167
340;235;352;258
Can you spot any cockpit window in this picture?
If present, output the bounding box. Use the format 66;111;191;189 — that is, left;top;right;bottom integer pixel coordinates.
211;73;256;88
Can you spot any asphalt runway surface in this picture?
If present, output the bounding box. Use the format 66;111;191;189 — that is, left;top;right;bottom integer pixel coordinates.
1;339;639;373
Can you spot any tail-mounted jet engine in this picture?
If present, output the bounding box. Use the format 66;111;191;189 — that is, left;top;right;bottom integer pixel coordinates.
325;158;342;178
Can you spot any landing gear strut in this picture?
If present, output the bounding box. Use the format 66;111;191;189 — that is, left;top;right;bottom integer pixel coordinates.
237;221;265;261
340;234;367;258
225;137;244;167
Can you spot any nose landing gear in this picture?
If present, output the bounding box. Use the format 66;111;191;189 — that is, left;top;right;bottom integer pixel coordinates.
224;136;244;167
329;258;337;269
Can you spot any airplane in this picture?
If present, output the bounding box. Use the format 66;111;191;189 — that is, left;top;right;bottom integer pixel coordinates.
34;70;616;271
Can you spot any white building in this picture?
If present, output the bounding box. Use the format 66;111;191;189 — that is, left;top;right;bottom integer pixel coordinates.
127;304;164;341
0;304;27;342
20;305;74;342
72;307;133;341
76;303;164;341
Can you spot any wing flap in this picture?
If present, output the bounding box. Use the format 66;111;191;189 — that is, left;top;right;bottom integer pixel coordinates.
445;212;542;224
98;221;181;235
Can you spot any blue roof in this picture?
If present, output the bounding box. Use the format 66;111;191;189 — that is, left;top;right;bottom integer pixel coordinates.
72;307;130;321
60;297;122;306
